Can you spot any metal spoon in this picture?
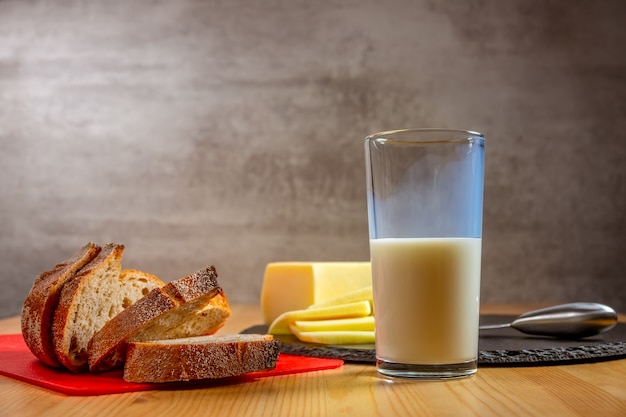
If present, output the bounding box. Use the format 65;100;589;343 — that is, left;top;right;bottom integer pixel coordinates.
479;302;618;339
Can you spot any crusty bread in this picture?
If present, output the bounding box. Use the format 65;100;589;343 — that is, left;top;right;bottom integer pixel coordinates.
21;243;256;380
88;265;231;372
123;334;280;383
52;244;165;372
21;242;101;368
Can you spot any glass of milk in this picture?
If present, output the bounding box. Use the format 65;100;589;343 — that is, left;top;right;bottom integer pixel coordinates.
365;129;485;379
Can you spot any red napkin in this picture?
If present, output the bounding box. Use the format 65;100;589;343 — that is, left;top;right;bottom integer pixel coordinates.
0;334;343;396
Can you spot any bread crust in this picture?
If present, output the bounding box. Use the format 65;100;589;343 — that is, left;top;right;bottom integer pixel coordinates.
21;242;101;368
88;265;230;372
52;243;125;372
123;334;280;383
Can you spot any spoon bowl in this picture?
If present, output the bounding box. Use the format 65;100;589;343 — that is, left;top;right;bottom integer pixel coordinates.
479;302;618;339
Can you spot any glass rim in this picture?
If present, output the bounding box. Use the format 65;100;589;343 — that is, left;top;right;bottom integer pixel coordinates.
365;128;484;144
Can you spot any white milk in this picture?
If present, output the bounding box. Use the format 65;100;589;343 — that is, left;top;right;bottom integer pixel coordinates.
370;237;481;364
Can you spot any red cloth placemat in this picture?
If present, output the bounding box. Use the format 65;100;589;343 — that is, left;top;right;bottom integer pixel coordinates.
0;334;343;396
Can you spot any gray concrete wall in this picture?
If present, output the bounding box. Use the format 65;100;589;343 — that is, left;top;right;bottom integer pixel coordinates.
1;0;624;318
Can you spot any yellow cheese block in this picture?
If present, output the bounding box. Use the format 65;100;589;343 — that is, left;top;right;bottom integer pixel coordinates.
260;262;371;324
307;286;373;310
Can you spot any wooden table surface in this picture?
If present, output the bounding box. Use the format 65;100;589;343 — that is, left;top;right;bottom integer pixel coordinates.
1;304;625;417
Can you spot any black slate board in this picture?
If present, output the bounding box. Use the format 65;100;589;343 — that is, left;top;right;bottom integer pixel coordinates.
242;315;626;367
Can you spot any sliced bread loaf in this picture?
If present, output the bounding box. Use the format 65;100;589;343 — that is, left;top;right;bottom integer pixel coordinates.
88;265;231;372
21;242;102;368
52;243;165;372
123;334;280;383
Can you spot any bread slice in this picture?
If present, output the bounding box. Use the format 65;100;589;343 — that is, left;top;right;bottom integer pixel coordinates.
123;334;280;383
52;243;165;372
88;265;231;372
21;242;102;368
180;291;230;335
118;269;167;308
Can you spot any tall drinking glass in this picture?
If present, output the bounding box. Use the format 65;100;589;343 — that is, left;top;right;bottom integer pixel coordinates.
365;129;485;379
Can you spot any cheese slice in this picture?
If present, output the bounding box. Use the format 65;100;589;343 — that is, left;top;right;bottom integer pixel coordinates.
260;262;371;324
289;326;376;345
293;316;375;332
268;301;372;335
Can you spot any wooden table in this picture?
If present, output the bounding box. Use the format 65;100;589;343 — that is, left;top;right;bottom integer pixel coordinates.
1;304;625;417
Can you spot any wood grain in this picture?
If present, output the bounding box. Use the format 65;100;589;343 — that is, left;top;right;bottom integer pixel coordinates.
1;305;625;417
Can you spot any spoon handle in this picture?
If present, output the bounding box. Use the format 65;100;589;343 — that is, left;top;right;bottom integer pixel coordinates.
479;323;511;330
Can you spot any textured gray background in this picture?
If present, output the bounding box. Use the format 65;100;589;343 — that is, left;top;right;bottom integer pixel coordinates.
1;0;624;318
